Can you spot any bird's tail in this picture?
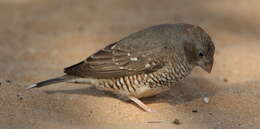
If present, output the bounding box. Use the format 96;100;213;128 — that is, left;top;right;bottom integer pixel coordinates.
26;75;75;89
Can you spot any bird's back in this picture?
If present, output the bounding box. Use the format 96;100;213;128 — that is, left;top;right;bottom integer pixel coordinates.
64;24;194;79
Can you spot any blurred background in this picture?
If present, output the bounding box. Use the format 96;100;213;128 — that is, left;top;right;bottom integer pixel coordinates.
1;0;260;129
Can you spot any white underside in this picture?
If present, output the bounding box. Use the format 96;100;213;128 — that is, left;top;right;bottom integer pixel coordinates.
100;86;170;98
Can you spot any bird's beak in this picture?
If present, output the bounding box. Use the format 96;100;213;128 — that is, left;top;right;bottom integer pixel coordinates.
198;59;213;73
201;63;213;73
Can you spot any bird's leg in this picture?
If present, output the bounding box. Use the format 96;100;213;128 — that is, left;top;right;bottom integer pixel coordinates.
128;96;156;112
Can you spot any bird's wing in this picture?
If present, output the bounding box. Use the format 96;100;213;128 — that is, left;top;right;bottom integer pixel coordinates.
64;42;165;78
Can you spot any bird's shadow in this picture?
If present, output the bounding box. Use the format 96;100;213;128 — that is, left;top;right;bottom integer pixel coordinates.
45;76;220;106
143;76;220;105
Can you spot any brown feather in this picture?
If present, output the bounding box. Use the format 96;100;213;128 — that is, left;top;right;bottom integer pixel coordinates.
64;41;165;78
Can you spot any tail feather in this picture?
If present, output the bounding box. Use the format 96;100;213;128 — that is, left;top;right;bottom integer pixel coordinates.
26;75;73;89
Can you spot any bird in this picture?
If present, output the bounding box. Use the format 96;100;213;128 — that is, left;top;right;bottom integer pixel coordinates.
27;23;215;112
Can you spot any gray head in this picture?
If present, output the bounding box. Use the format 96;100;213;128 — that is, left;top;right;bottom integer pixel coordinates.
120;23;215;73
180;24;215;73
130;23;215;73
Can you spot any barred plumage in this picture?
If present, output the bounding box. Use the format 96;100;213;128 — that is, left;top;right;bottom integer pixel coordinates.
98;59;193;98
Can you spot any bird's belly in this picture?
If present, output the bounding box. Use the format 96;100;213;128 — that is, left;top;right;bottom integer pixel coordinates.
130;86;170;98
99;84;170;99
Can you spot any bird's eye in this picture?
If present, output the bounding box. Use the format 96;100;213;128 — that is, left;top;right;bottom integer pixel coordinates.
198;52;204;57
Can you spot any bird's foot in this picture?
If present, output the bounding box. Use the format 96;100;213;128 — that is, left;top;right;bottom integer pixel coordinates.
128;96;157;112
145;108;157;113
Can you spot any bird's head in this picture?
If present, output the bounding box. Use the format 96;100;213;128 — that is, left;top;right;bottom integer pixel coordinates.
183;25;215;73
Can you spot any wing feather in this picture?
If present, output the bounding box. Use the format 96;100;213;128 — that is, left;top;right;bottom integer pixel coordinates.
65;41;166;78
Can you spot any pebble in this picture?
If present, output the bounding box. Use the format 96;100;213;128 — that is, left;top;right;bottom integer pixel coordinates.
223;78;228;82
172;119;181;125
203;97;210;104
192;109;198;113
6;80;11;83
16;93;23;100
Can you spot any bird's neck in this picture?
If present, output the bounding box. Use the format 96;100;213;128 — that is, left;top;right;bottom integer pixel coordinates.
166;52;194;80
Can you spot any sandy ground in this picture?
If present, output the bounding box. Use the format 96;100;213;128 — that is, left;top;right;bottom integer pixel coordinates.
1;0;260;129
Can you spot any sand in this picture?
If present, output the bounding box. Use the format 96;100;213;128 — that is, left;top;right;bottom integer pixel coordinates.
1;0;260;129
